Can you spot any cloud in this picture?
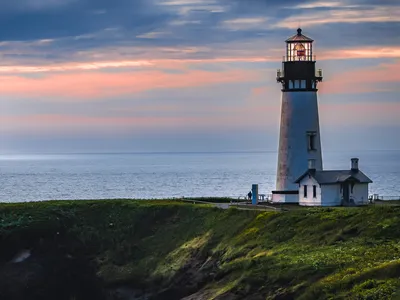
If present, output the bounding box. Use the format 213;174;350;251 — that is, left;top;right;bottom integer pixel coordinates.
0;106;277;134
0;69;261;98
0;0;399;153
0;0;78;12
0;55;276;75
0;0;398;73
0;0;168;41
160;0;226;15
1;44;397;78
288;1;348;9
276;4;400;28
222;17;269;30
250;86;270;97
136;31;172;39
319;47;400;61
320;61;400;94
0;60;153;73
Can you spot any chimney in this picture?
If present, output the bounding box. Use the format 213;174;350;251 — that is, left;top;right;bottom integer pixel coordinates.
351;158;359;171
308;159;316;171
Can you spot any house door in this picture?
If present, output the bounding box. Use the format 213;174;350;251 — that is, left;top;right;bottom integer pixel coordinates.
343;183;350;204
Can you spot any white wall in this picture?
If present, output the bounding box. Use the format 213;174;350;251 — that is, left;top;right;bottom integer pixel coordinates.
298;175;322;206
321;182;369;206
272;193;299;203
298;178;370;206
350;183;369;205
274;91;323;204
321;184;342;206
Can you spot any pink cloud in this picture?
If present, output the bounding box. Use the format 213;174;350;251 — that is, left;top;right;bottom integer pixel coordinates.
0;69;261;99
320;61;400;94
0;101;282;135
318;47;400;61
0;60;153;73
1;46;398;76
250;86;270;97
2;101;397;135
0;57;275;75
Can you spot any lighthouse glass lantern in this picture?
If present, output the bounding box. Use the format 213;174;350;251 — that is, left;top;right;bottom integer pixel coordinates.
272;28;324;204
286;28;313;61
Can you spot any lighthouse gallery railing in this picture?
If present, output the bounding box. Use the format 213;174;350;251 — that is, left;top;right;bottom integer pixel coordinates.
276;69;323;79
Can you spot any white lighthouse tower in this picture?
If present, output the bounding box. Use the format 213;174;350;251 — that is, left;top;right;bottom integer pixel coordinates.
272;28;323;203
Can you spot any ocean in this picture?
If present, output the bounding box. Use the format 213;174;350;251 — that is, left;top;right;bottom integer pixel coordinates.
0;150;399;202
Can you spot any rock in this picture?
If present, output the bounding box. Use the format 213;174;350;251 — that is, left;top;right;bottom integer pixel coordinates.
10;249;31;263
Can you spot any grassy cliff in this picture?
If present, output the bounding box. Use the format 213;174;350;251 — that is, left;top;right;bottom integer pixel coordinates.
1;200;400;299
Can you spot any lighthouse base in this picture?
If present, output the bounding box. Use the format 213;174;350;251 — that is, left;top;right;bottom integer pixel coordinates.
271;190;299;203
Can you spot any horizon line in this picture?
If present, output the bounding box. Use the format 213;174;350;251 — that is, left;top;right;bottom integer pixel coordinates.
1;149;399;156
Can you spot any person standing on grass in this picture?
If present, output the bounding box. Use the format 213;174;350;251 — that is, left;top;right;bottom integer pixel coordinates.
248;191;252;201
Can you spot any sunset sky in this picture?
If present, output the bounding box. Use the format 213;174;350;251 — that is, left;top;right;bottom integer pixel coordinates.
0;0;399;153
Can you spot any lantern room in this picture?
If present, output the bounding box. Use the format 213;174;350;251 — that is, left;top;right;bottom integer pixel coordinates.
285;28;314;61
276;28;322;91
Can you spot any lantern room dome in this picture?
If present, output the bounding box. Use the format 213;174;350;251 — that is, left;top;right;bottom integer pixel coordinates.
285;28;314;43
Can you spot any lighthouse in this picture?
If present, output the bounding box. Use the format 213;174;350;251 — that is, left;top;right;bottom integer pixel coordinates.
271;28;323;203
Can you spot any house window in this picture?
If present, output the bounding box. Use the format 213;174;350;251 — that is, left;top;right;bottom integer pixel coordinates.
300;80;306;89
294;80;300;89
303;185;308;198
307;131;317;151
313;185;317;198
289;80;294;89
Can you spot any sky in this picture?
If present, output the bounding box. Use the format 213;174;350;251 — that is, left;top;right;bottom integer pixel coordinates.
0;0;399;153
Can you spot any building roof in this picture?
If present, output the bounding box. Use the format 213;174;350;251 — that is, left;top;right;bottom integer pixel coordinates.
294;170;373;185
286;28;314;43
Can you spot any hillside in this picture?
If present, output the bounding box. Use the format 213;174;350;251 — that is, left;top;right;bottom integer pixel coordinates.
1;200;400;299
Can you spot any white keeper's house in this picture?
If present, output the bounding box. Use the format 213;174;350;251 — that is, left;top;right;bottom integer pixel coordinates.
294;158;373;206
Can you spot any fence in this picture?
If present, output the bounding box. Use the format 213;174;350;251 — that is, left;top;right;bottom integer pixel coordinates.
161;195;400;202
370;195;400;201
239;194;400;203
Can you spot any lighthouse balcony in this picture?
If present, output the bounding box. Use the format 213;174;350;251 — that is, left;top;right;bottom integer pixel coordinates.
276;69;284;82
315;69;323;81
282;55;317;62
277;68;323;82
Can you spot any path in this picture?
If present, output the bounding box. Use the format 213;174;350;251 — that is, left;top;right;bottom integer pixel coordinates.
179;199;281;212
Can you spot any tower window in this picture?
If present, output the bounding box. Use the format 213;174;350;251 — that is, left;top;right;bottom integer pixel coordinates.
304;185;308;198
313;185;317;198
307;131;317;151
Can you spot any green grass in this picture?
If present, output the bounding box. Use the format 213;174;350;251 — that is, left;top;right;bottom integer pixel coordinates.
2;200;400;299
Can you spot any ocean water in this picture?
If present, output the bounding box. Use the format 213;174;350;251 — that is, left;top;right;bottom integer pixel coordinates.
0;151;399;202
